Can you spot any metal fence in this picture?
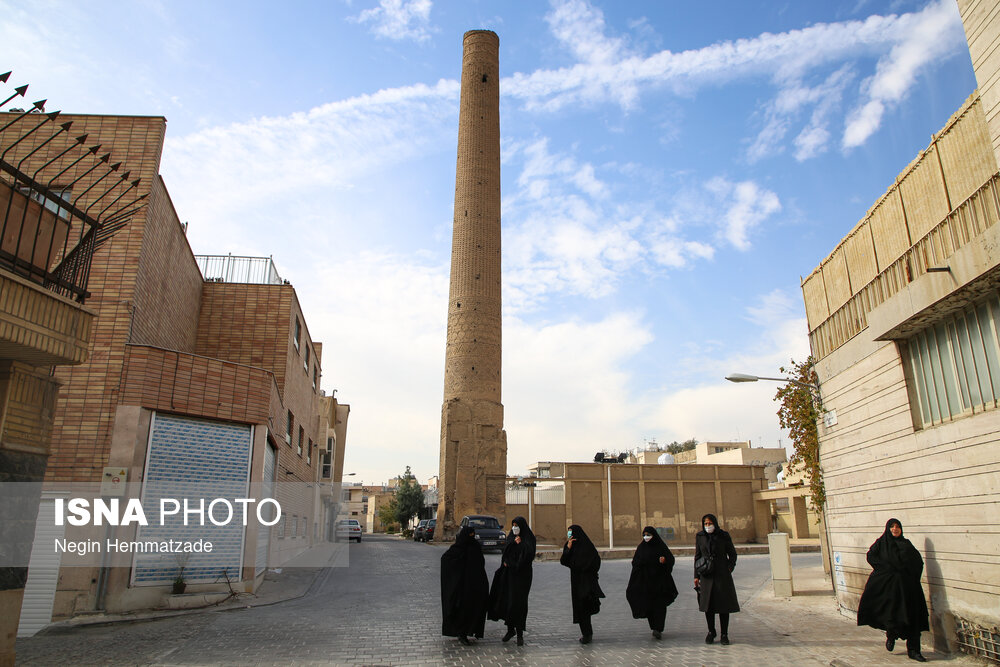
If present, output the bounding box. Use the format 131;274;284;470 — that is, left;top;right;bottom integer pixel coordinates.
1;72;144;302
195;254;284;285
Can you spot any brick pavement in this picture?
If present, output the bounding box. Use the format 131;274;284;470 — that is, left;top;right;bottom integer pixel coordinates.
16;535;992;666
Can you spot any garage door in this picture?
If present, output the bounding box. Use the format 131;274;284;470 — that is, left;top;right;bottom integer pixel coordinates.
18;498;63;637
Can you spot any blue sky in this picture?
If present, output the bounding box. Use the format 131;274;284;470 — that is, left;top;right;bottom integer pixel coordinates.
2;0;979;485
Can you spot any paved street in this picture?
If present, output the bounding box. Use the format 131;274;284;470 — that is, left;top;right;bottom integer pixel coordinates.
16;535;988;666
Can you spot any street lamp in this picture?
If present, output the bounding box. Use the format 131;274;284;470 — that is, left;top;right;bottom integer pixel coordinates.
726;372;818;391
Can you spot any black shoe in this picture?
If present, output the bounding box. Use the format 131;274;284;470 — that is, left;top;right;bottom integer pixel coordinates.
651;630;662;640
579;635;592;644
458;636;471;645
705;631;716;644
886;635;896;652
516;631;524;646
908;651;927;662
502;628;516;643
720;635;730;645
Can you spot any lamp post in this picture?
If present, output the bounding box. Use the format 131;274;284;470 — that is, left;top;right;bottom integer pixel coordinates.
725;373;818;392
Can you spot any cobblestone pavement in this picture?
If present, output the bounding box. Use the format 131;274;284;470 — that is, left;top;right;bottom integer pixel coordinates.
16;535;990;666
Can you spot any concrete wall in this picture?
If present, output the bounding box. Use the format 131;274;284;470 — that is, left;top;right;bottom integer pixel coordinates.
507;463;768;547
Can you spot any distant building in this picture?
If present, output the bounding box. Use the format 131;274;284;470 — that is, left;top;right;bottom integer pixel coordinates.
671;441;787;484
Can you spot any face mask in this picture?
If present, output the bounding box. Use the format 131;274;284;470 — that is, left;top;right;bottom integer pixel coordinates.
705;524;715;534
567;530;573;538
512;526;520;536
643;535;652;542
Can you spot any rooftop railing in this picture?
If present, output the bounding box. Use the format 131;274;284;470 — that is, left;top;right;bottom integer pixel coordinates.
195;254;284;285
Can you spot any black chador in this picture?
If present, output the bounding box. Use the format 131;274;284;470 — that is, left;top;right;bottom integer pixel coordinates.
440;526;489;644
856;518;929;661
560;524;605;644
489;516;535;645
488;516;536;645
626;526;678;638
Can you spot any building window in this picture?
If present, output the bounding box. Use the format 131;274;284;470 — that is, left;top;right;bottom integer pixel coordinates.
903;291;1000;428
307;438;312;465
292;515;298;537
297;427;304;456
312;366;318;391
18;185;72;220
293;316;301;352
278;516;286;539
286;411;293;444
304;344;310;372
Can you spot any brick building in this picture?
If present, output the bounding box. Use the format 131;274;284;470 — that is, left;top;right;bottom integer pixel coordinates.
2;113;344;630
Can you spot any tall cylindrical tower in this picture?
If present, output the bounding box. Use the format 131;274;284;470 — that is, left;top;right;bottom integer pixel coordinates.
438;30;507;539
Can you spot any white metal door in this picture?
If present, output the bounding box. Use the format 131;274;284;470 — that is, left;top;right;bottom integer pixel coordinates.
255;443;276;576
18;498;63;637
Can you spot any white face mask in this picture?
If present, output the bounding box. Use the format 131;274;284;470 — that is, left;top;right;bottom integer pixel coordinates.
643;535;652;542
512;525;520;536
705;524;715;534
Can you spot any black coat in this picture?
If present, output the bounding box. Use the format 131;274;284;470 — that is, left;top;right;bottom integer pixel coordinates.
440;528;489;638
694;527;740;613
559;525;605;623
626;527;678;619
856;519;929;638
488;517;535;629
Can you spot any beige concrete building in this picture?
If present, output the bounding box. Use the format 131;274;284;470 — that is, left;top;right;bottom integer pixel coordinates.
671;441;788;484
801;87;999;652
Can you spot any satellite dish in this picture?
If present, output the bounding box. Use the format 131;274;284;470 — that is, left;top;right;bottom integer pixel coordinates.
657;453;675;465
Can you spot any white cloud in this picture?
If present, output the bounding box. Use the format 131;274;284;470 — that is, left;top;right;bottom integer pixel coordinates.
161;79;459;251
504;311;654;471
843;0;965;149
706;178;782;250
351;0;435;42
748;65;854;163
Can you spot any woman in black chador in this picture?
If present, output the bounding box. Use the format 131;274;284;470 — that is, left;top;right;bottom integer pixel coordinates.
488;516;536;646
856;518;929;662
440;526;489;645
559;524;605;644
626;526;678;639
693;513;739;645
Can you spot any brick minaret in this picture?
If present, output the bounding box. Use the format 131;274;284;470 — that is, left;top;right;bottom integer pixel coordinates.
437;30;507;539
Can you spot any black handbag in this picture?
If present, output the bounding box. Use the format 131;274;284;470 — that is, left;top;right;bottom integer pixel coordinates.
695;554;715;578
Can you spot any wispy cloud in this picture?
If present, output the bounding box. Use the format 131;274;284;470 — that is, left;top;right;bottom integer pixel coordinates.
512;0;965;153
843;0;965;149
706;177;782;250
350;0;435;43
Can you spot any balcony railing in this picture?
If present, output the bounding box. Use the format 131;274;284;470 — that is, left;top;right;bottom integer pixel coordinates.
195;254;284;285
0;72;144;303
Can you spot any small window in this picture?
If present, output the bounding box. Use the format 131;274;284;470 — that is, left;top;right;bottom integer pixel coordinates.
286;411;293;443
312;366;318;391
293;316;301;351
297;427;304;456
307;438;313;465
304;345;310;372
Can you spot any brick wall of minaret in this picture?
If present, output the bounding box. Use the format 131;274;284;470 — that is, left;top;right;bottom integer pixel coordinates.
444;30;502;403
437;30;508;537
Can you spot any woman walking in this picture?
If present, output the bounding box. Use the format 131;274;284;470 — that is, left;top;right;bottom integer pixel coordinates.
626;526;678;639
488;516;536;646
856;518;929;662
560;524;605;644
693;513;739;645
440;526;489;645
